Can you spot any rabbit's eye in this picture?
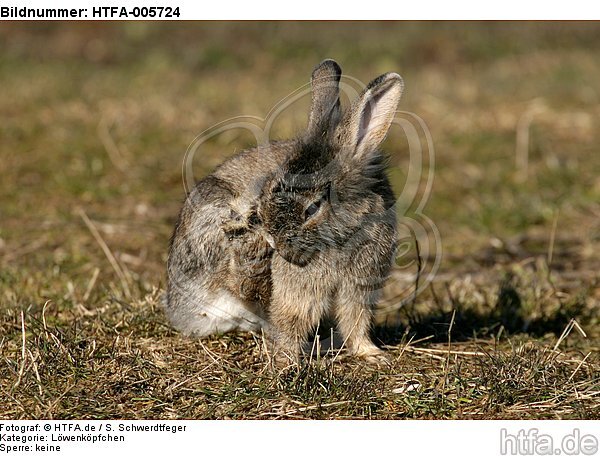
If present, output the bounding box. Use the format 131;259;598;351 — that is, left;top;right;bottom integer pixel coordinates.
304;201;321;220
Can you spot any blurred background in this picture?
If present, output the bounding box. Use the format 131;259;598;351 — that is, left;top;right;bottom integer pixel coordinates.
1;22;598;331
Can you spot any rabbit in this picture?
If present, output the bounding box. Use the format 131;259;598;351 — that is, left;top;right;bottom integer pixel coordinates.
165;59;346;338
165;59;403;366
257;66;403;365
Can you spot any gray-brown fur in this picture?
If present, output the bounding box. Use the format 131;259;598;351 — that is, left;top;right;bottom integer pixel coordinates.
165;144;292;336
165;59;403;366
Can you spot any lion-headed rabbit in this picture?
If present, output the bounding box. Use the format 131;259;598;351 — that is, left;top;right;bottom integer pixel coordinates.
165;59;402;366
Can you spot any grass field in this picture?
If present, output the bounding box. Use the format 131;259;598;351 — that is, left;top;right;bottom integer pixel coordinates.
0;23;599;419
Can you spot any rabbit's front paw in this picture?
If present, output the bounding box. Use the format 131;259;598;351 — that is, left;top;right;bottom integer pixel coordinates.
351;346;391;367
268;349;300;371
266;335;302;370
363;351;392;367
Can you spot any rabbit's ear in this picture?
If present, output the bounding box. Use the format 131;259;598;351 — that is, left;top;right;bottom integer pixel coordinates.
306;59;342;137
336;72;403;161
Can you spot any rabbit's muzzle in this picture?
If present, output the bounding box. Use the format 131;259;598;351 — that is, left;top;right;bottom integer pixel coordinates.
273;233;320;267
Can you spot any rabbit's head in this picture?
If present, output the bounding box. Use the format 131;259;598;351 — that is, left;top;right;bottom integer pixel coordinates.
259;60;403;267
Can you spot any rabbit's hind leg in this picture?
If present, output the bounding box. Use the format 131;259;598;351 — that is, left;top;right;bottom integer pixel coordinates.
165;286;266;337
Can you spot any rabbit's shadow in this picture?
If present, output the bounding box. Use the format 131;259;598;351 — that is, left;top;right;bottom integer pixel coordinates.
371;281;591;348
